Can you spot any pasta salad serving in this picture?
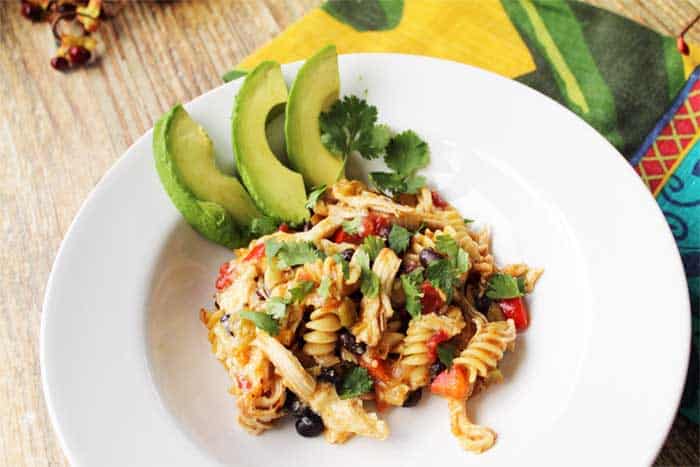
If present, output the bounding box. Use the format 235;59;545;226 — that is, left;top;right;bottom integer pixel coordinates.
200;180;542;453
153;45;542;454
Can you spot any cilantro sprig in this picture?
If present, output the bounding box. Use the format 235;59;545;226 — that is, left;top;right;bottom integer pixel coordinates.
425;235;470;301
388;224;411;254
486;273;525;300
265;239;323;269
239;310;280;336
289;280;316;303
371;130;430;196
319;95;391;160
306;185;327;210
338;365;374;399
401;267;424;319
362;235;385;261
355;248;380;298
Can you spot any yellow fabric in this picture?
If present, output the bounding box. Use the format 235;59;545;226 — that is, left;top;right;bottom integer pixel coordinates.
238;0;535;79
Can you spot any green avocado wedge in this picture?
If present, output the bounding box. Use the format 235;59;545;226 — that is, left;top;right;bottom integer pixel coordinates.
153;105;261;248
285;44;345;188
232;61;308;224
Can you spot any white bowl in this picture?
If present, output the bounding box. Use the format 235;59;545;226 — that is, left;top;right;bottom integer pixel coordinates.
41;54;690;466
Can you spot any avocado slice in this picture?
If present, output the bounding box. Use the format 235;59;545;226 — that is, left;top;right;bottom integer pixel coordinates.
232;61;308;224
285;45;345;188
153;104;261;248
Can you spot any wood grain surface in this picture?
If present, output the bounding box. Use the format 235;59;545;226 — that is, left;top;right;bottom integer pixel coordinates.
1;1;698;465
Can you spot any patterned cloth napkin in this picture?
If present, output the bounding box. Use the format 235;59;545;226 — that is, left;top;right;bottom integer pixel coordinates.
237;0;699;422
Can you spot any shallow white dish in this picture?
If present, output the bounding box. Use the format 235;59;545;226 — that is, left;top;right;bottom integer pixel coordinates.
41;54;690;467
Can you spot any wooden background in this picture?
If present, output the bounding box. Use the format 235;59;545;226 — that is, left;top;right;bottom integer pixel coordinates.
1;0;698;465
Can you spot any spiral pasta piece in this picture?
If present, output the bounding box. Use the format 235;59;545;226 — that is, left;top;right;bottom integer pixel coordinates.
304;306;342;366
448;398;496;453
453;318;516;385
401;309;466;389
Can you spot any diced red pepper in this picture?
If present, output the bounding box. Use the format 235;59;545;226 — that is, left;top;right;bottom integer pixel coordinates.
430;366;469;399
421;281;444;315
215;276;232;290
215;261;234;290
366;213;392;238
243;243;265;262
431;190;449;208
426;330;450;361
360;357;391;383
278;223;291;233
332;227;362;245
498;297;529;330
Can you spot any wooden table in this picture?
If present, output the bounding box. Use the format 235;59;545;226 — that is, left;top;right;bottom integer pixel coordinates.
1;1;698;465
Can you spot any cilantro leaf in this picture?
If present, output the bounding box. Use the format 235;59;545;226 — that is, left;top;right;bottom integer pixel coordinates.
319;95;387;159
275;241;322;269
354;247;371;271
435;234;470;276
332;253;350;279
362;235;385;261
370;124;392;155
341;218;363;235
388;224;411;254
437;342;457;368
464;218;474;224
306;185;327;210
361;270;380;298
402;174;426;194
265;297;288;320
455;249;469;275
435;234;459;259
339;366;374;399
250;216;279;236
264;238;284;259
485;273;523;300
426;259;454;301
318;277;331;299
370;171;426;196
517;276;527;295
385;130;429;176
289;281;316;303
222;69;248;82
239;310;279;336
401;267;424;319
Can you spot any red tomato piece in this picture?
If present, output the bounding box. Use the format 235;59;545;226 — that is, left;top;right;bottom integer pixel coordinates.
430;366;470;400
426;330;450;361
332;227;362;244
420;282;444;315
243;243;265;262
431;190;449;208
365;213;391;238
219;262;230;274
278;223;290;233
215;275;232;290
498;297;529;330
236;375;251;391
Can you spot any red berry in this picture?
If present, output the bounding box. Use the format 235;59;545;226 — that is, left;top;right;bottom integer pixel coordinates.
68;46;91;65
50;56;70;71
20;2;43;21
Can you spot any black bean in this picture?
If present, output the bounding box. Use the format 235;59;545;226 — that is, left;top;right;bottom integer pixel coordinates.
295;412;324;437
401;258;420;274
339;331;366;355
317;366;342;386
402;389;422;407
284;390;309;418
429;361;446;382
419;248;443;268
475;295;492;313
339;248;355;262
220;313;230;323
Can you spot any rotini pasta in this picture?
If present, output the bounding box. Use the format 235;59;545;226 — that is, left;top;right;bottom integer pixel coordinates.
201;179;541;453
